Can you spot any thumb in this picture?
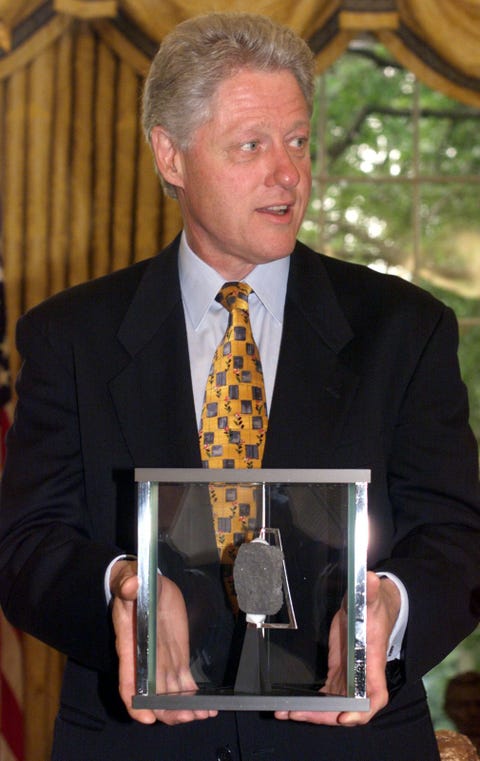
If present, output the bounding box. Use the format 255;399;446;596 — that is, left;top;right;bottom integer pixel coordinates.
366;571;382;605
116;573;139;601
109;558;138;600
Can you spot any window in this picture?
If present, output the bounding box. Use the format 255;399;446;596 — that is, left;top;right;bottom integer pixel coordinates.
299;37;480;442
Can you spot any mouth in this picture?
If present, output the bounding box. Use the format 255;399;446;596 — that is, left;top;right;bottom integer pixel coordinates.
257;204;291;217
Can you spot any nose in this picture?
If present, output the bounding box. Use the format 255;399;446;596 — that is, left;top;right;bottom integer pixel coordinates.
266;145;300;189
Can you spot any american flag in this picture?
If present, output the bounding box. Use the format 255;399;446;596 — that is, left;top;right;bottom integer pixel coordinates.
0;258;24;761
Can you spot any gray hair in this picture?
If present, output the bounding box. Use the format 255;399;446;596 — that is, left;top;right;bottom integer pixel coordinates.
142;12;315;197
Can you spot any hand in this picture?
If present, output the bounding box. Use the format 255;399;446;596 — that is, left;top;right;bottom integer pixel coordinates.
274;571;401;726
110;559;217;725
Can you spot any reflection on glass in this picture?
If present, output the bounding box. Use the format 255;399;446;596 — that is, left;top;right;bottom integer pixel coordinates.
134;469;370;712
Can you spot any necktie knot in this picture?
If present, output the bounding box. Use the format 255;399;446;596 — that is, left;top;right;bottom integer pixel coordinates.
216;282;253;314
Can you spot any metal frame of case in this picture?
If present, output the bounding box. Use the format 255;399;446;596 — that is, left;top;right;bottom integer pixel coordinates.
133;468;370;712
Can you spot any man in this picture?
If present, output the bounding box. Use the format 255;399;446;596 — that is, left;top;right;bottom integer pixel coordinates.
444;672;480;752
0;12;479;761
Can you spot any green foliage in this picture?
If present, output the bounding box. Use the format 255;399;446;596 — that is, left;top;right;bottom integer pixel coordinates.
299;40;480;443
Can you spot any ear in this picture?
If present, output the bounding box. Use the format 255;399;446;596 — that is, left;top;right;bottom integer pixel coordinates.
150;126;184;190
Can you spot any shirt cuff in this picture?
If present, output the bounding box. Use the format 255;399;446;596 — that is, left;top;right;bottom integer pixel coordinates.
376;571;409;660
104;554;137;605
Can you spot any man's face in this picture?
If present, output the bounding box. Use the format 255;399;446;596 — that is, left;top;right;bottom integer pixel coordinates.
446;684;480;742
159;68;312;279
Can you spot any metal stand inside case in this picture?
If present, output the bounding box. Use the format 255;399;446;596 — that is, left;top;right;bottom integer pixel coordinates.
133;468;370;712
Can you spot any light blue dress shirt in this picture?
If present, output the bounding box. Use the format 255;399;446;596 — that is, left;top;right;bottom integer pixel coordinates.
178;232;288;425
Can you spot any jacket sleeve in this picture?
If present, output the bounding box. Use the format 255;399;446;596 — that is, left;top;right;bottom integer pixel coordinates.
376;304;480;682
0;307;121;672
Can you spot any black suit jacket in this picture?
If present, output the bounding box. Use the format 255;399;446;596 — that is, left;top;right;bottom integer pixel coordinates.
1;238;479;761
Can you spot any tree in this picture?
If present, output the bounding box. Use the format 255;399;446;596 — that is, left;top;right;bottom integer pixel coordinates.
300;39;480;442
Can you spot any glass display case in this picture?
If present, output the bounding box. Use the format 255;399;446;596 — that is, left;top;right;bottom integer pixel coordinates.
133;468;370;711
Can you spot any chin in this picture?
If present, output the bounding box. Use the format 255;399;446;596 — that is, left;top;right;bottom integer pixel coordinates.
269;241;297;260
263;232;298;254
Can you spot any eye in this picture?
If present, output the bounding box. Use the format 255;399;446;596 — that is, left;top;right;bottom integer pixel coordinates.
241;140;260;152
290;136;309;151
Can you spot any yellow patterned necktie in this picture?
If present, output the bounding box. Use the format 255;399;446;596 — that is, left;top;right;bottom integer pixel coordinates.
199;282;268;604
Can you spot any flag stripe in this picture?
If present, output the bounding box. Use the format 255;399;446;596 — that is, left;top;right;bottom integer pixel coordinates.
0;614;23;705
0;736;19;761
0;669;24;760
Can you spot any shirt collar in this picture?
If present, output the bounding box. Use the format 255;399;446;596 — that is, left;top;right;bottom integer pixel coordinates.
178;231;290;330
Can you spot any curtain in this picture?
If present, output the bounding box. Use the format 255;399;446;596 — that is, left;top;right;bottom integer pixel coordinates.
0;1;479;758
0;11;182;760
0;13;182;386
378;0;480;107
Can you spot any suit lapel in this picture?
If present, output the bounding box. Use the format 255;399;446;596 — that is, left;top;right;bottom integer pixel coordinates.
264;244;359;466
108;240;201;467
108;239;359;468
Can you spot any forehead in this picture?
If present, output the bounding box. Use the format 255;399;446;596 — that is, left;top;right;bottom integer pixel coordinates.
206;68;309;130
448;684;480;701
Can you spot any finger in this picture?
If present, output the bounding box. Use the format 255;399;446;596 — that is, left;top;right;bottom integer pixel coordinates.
117;573;139;601
366;570;382;605
337;657;389;725
337;710;368;726
126;705;158;724
109;559;138;598
112;593;152;722
153;708;217;726
155;661;216;724
275;710;342;726
337;686;388;726
116;634;157;724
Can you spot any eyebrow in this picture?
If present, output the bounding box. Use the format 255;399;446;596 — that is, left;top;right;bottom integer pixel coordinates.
227;118;311;139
